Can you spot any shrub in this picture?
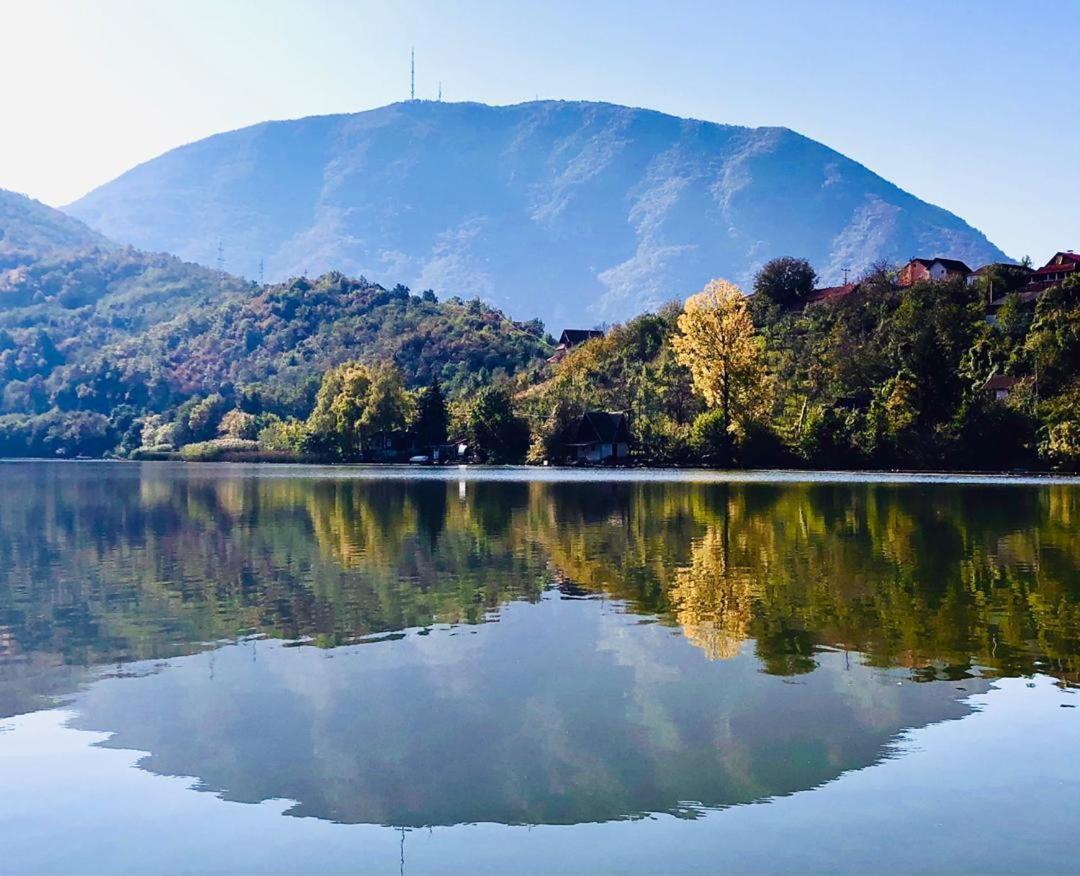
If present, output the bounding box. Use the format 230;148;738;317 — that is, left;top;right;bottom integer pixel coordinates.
689;409;733;465
258;418;310;452
178;438;259;461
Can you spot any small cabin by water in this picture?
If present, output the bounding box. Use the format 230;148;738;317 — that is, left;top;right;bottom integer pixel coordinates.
564;411;631;463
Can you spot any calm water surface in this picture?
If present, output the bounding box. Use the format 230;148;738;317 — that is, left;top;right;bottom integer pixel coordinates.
0;462;1077;874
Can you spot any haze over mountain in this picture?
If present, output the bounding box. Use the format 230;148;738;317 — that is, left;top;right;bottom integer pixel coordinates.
67;100;1008;328
0;187;250;368
1;189;110;268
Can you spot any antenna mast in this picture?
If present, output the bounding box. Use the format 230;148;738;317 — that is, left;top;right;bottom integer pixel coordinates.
438;80;442;101
410;48;415;101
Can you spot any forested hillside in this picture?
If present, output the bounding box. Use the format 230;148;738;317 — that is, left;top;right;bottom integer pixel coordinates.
1;189;1075;470
0;187;550;457
102;272;549;403
520;263;1080;471
0;267;550;457
1;187;250;340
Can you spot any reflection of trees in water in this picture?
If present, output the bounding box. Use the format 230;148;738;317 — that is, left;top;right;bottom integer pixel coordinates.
532;482;1080;682
0;472;546;669
670;525;755;660
0;467;1078;684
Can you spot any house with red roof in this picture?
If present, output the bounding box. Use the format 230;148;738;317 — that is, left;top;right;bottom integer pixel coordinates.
1024;251;1080;295
984;251;1079;313
983;374;1021;401
804;282;860;307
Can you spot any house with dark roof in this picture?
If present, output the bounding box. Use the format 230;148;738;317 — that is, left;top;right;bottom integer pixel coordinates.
366;429;421;462
898;257;973;287
563;411;631;463
547;328;604;363
983;374;1021;401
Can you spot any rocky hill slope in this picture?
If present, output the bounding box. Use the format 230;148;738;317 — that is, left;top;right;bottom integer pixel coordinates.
66;100;1008;328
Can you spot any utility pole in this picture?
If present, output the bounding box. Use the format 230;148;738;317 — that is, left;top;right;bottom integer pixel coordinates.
841;266;851;284
437;80;442;101
410;48;415;101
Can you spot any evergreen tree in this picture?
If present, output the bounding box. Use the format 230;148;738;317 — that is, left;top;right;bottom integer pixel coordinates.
413;378;449;446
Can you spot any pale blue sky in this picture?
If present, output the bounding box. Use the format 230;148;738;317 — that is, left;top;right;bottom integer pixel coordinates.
2;0;1077;261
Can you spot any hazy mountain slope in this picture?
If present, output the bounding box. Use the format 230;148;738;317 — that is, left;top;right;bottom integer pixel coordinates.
0;189;110;267
0;187;545;428
0;187;254;415
0;187;249;330
68;100;1008;328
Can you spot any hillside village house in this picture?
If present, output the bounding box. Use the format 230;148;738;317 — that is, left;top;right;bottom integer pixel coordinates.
1024;251;1079;294
805;282;860;306
547;328;604;363
563;411;631;463
983;374;1020;401
967;262;1034;304
979;251;1079;315
898;257;972;287
801;250;1074;316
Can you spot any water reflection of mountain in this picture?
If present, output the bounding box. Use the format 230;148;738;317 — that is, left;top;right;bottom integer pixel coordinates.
1;463;1077;826
69;602;987;827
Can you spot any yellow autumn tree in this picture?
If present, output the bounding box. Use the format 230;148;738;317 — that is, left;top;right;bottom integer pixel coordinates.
672;279;771;435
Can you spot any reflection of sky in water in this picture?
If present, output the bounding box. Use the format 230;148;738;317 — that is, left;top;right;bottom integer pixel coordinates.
61;596;984;827
1;676;1075;875
0;463;1078;873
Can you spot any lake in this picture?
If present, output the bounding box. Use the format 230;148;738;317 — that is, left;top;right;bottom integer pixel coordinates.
1;461;1077;874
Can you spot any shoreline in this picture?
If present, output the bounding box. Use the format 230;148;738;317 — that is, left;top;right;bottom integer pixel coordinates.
4;457;1080;486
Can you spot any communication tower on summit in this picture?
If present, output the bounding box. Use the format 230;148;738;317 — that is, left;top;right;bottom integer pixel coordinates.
410;48;415;101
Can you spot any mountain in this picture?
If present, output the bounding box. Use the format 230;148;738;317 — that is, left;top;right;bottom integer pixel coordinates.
1;189;110;268
66;100;1008;328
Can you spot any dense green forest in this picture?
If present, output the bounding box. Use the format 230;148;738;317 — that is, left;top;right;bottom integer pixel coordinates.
0;193;552;457
0;270;551;459
517;263;1079;472
0;190;1077;470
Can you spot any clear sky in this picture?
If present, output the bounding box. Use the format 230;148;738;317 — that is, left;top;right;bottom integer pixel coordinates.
2;0;1077;261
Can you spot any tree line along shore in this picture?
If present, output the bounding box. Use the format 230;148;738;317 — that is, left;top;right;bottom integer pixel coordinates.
1;255;1078;472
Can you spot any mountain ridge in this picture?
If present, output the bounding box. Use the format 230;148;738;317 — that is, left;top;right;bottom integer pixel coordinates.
66;99;1008;327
